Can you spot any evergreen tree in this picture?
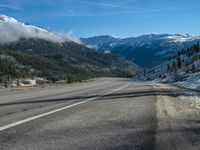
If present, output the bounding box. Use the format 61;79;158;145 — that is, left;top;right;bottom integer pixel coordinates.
172;61;178;74
17;78;20;87
173;65;178;74
167;64;170;72
177;57;182;69
192;63;196;73
184;63;189;73
143;69;146;76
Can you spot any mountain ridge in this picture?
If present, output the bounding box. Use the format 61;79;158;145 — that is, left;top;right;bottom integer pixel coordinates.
0;14;71;44
0;14;139;83
81;34;200;67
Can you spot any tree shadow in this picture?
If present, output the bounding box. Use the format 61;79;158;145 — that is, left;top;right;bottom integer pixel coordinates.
0;88;196;107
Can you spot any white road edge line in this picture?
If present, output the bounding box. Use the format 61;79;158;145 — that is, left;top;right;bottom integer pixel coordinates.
0;83;130;132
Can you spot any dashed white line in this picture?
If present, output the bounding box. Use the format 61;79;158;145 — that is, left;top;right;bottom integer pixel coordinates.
0;83;130;131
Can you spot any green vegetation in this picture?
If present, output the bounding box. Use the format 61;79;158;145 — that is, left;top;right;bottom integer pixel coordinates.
0;38;138;83
192;63;196;73
117;71;135;78
67;75;82;83
167;43;200;74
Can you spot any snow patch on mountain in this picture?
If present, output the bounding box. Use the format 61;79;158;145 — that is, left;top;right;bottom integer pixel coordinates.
80;35;120;49
0;14;80;44
81;33;200;67
82;33;200;51
0;14;18;23
164;34;200;43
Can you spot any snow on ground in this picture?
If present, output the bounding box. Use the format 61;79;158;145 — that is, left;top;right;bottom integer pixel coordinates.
155;82;200;109
179;95;200;109
150;72;200;109
174;72;200;91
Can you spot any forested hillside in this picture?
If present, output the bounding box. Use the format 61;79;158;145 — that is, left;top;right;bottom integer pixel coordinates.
140;44;200;90
0;38;138;83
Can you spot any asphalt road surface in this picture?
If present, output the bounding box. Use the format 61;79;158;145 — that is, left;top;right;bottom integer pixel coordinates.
0;78;199;150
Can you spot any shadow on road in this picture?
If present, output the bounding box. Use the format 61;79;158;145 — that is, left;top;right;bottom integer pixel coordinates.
0;88;196;106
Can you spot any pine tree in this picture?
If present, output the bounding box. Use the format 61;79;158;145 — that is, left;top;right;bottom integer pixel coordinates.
184;63;189;73
192;63;196;73
177;57;182;69
143;69;146;76
173;64;178;74
167;64;170;72
17;78;20;87
172;61;178;74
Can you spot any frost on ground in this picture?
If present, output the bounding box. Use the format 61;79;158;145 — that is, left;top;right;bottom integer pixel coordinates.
152;73;200;109
154;82;200;109
179;95;200;108
174;72;200;91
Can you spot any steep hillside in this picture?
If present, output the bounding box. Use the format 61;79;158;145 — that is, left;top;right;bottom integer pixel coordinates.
81;34;200;67
0;39;138;82
0;14;139;83
139;44;200;90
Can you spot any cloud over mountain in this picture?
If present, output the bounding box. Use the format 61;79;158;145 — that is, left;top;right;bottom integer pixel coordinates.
0;14;79;44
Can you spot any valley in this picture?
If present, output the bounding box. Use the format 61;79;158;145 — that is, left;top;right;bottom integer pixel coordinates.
0;15;138;87
81;34;200;67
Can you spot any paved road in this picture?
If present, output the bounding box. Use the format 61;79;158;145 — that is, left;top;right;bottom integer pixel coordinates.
0;78;199;150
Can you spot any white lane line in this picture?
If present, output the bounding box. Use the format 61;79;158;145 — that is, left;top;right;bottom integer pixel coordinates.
0;83;130;132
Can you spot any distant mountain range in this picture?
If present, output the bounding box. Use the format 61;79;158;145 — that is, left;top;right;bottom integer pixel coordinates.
2;13;200;84
0;14;138;82
81;34;200;67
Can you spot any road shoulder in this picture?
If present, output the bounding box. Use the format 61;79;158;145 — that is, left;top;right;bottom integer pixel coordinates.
153;83;200;150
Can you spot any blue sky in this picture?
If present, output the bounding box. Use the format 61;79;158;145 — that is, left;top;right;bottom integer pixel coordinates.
1;0;200;38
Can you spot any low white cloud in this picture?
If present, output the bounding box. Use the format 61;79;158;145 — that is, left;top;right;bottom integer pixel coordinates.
60;30;81;44
0;20;80;44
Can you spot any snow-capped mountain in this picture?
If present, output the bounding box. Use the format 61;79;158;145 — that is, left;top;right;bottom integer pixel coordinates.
81;34;200;67
0;14;69;44
0;14;18;23
0;14;139;81
80;35;120;49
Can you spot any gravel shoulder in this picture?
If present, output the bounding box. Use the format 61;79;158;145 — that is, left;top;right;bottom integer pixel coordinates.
153;83;200;150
